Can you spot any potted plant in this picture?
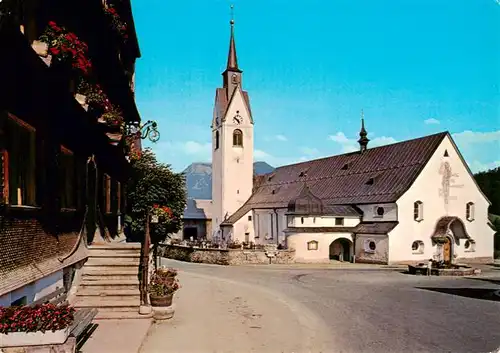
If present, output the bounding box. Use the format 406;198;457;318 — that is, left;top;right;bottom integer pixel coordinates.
0;303;75;347
148;267;179;307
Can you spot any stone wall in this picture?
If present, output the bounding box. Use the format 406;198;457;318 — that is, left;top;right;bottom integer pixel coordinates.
158;244;295;266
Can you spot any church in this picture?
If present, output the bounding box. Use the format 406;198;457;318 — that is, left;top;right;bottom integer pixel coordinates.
203;18;495;265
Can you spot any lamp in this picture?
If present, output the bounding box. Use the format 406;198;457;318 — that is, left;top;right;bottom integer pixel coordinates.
126;120;160;143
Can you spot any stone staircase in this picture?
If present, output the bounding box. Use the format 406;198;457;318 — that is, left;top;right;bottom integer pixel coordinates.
73;243;148;320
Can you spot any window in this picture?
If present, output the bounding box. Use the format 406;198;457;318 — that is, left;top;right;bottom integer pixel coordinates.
4;114;36;206
248;215;252;221
313;217;316;224
301;217;304;224
364;239;376;253
466;202;475;222
104;174;111;213
414;201;423;222
10;296;27;306
373;206;385;218
215;131;220;150
233;129;243;146
307;240;318;251
412;240;425;254
335;217;344;226
464;239;476;252
60;146;76;209
443;149;449;157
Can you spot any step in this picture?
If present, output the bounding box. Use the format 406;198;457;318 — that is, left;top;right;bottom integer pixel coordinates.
88;250;141;257
73;297;140;311
82;274;139;281
77;288;140;297
80;279;139;290
88;253;142;259
76;294;140;302
85;258;141;266
94;311;152;320
83;268;138;275
89;243;142;250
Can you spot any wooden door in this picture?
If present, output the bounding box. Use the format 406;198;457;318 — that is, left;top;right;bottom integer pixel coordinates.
443;238;451;263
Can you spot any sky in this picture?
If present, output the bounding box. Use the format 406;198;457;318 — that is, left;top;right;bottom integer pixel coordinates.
131;0;500;173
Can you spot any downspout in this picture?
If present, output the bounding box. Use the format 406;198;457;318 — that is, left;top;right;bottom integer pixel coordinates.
274;209;279;246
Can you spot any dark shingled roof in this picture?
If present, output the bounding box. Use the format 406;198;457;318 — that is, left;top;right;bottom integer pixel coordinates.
215;88;252;122
431;216;471;240
354;221;399;234
222;132;448;226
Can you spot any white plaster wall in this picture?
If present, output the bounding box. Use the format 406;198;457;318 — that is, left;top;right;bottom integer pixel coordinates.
390;135;494;263
212;87;253;235
354;234;389;263
232;210;255;243
288;215;360;228
0;270;64;307
253;209;288;245
286;232;353;263
357;203;398;222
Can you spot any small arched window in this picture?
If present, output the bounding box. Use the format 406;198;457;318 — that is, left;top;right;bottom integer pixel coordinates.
215;130;220;150
466;202;475;222
233;129;243;147
414;201;423;222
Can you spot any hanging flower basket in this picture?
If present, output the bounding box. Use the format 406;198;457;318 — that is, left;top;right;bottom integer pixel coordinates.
38;21;92;75
100;106;124;131
151;205;175;226
77;78;110;109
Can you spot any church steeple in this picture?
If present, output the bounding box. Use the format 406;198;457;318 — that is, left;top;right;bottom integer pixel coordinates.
358;110;369;153
222;5;242;94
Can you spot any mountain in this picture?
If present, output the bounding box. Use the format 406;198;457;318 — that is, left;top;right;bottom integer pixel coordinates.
182;161;275;200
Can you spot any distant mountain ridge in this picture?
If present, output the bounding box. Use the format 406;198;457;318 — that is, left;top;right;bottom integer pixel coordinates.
183;161;275;200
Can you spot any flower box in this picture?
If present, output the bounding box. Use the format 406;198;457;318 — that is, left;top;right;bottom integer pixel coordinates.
32;40;48;56
0;327;69;347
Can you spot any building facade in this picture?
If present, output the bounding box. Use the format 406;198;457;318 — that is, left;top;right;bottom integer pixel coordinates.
0;0;141;306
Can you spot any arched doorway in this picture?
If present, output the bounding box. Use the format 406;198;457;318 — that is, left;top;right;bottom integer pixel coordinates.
329;238;352;262
431;216;472;264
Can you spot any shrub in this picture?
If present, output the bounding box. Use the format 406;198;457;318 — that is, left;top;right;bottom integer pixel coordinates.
0;303;75;334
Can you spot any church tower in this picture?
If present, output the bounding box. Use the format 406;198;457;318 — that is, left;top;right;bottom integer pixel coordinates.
211;13;254;237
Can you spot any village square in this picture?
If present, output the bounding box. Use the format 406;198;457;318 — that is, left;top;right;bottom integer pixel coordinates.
0;0;499;352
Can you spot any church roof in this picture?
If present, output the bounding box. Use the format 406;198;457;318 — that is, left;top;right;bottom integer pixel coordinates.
221;131;448;226
215;87;252;121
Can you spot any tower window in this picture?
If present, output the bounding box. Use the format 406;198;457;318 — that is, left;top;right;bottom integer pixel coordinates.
215;131;220;150
233;129;243;147
413;201;423;222
466;202;475;222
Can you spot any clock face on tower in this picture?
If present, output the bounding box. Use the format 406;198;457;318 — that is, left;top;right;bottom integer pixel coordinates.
231;74;239;84
233;111;242;125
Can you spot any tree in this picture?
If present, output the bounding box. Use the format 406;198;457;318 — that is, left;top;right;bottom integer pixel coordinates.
125;148;186;245
474;167;500;215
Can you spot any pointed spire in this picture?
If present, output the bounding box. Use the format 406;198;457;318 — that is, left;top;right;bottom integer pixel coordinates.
358;109;370;153
226;5;240;71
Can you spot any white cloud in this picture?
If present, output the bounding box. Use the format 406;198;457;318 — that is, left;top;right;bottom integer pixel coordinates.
452;130;500;145
264;134;288;142
424;118;440;125
299;146;319;156
470;160;500;173
254;149;272;159
328;132;397;153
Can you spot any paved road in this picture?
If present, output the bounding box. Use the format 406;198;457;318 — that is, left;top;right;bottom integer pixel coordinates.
142;259;500;353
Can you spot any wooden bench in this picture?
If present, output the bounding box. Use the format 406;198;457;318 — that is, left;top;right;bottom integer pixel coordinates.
29;288;98;350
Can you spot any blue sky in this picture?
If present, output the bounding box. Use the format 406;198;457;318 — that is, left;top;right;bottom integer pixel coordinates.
131;0;500;173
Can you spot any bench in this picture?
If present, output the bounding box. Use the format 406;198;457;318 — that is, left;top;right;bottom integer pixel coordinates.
29;288;98;350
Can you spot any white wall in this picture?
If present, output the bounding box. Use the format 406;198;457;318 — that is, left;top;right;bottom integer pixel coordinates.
286;232;353;263
354;234;389;264
232;210;255;243
287;215;360;228
357;203;398;222
390;135;494;263
0;270;64;307
254;208;287;246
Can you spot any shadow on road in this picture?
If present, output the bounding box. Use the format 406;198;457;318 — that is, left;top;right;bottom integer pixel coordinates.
465;277;500;286
416;287;500;302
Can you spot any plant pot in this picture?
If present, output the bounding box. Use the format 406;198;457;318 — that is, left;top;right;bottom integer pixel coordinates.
0;327;70;348
150;293;173;307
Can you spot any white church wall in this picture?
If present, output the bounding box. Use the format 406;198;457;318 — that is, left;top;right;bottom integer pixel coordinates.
231;210;255;243
287;215;360;228
253;209;287;245
357;203;398;222
390;135;494;263
286;232;353;263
